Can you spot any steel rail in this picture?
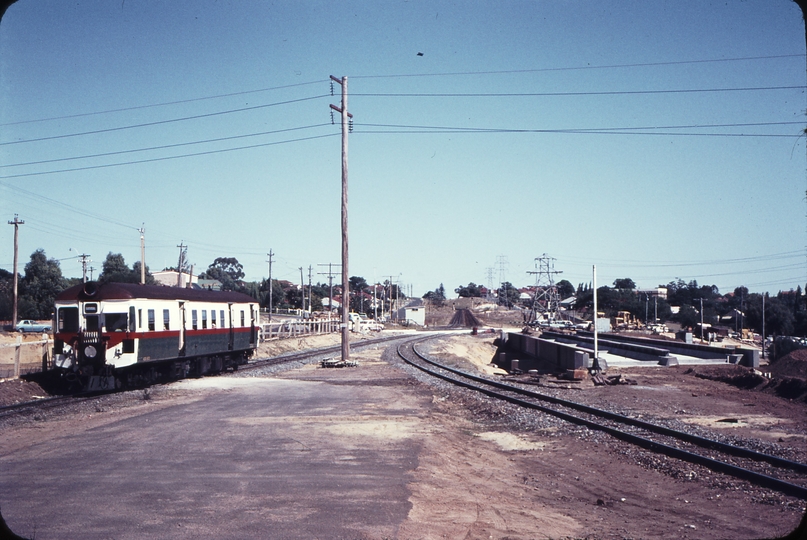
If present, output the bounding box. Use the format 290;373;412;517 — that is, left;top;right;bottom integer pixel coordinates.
409;342;807;475
398;340;807;500
0;333;425;415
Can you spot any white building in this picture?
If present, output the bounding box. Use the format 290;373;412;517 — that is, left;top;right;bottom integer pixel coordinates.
152;270;198;288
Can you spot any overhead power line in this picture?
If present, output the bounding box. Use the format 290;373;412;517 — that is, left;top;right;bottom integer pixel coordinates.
0;94;330;147
0;79;326;127
353;85;806;98
0;123;332;169
0;132;339;180
352;54;806;79
356;121;803;138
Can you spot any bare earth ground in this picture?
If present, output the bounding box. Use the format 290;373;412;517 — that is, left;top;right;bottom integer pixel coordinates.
1;329;806;538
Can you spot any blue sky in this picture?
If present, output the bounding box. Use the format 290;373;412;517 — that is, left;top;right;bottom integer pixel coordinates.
1;0;805;298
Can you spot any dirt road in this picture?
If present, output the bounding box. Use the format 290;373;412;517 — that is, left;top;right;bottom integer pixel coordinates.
0;333;805;538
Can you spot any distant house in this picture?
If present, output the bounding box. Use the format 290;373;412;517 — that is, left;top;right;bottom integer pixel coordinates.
637;287;668;300
395;303;426;326
152;270;197;288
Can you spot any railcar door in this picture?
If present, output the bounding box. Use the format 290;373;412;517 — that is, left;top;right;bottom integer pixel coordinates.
228;302;234;351
178;302;186;356
249;304;257;347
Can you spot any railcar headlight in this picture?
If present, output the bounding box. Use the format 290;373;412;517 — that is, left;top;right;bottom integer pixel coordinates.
84;345;97;359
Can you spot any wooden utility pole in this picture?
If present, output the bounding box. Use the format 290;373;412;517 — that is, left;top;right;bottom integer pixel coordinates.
8;215;23;325
318;262;341;313
330;75;352;362
299;267;306;312
79;254;90;282
267;250;274;322
176;242;186;287
139;225;146;285
308;265;313;313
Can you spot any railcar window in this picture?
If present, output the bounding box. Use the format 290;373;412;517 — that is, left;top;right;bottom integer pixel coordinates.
240;310;245;327
84;303;98;314
163;309;170;330
220;310;225;327
192;310;198;330
202;310;207;329
138;309;142;329
58;307;79;333
129;306;136;332
105;313;128;332
147;309;155;331
211;310;216;328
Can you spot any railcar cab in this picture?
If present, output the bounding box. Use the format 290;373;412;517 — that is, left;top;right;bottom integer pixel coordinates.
52;281;258;390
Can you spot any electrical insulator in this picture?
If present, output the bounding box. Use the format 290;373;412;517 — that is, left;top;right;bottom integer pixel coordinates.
330;110;334;124
330;81;334;96
348;119;353;133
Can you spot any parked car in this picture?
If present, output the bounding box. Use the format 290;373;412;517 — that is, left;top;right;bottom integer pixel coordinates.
15;320;52;333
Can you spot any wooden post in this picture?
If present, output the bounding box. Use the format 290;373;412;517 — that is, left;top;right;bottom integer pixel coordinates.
14;335;21;379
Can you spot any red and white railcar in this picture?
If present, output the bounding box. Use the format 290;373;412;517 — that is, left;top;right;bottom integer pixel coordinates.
52;282;258;390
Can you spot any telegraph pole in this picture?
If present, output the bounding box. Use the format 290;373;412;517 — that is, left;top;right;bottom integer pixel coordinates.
299;267;306;312
308;265;313;313
176;242;187;287
138;225;146;285
79;253;90;283
266;250;274;322
330;75;352;362
8;215;23;325
318;263;341;313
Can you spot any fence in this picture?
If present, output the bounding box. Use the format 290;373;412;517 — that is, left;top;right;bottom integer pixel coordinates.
0;335;51;379
261;317;340;341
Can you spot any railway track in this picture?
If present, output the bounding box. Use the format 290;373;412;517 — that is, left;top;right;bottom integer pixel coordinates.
0;332;426;417
397;337;807;500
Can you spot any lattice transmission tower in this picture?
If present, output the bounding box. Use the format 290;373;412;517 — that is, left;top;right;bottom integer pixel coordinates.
526;254;563;326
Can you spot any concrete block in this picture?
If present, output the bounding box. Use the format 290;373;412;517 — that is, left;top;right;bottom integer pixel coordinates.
573;350;589;369
738;348;759;369
728;354;742;364
658;355;679;367
511;359;520;372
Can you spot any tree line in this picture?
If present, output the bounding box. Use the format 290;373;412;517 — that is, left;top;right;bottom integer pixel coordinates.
1;249;404;321
425;277;807;337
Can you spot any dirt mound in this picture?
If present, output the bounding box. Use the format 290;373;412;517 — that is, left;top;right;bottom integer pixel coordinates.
0;378;49;407
688;362;807;403
769;348;807;380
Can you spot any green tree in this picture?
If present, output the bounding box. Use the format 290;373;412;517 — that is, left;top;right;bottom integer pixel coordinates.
556;279;575;299
0;268;15;321
18;249;67;319
613;278;636;290
96;252;155;284
259;278;286;311
201;257;245;291
674;304;700;330
455;282;482;298
423;283;447;305
497;282;520;307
